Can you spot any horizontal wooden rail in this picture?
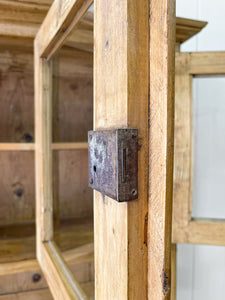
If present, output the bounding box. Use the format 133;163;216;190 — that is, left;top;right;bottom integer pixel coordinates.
0;243;93;276
0;143;35;151
0;143;88;151
52;142;88;150
36;0;93;60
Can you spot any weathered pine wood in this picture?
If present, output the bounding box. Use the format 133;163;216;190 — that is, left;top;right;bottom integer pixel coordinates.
35;0;93;59
0;219;93;264
53;150;92;220
0;282;94;300
148;0;175;299
52;143;88;150
0;71;34;143
176;17;207;44
94;0;149;298
0;151;35;226
0;289;53;300
35;1;93;298
34;54;53;251
172;51;225;246
0;243;93;295
0;144;35;150
0;51;92;225
187;51;225;74
172;53;192;245
40;241;88;300
0;3;207;51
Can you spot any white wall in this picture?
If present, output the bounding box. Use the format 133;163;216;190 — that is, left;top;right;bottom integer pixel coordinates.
176;1;225;299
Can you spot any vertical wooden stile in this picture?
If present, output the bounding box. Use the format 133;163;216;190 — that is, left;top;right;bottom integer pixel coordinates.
94;0;149;299
148;0;176;299
34;40;53;259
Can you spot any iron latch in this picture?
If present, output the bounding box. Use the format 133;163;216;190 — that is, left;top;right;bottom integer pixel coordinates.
88;128;138;202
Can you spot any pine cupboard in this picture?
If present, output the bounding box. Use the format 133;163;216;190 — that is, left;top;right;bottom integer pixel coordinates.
0;0;209;299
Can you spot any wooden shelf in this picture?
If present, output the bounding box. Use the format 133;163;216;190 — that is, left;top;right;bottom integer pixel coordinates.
0;217;93;263
52;142;88;150
0;143;88;151
0;143;35;151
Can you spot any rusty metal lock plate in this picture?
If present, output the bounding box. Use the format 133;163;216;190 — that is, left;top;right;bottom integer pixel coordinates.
88;128;138;202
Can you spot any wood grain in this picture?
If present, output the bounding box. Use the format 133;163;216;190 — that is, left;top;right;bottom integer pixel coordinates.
0;282;94;300
53;150;92;220
0;218;93;264
148;0;176;299
94;0;149;298
0;151;35;226
172;52;225;246
34;55;53;251
35;0;93;59
176;17;207;44
40;241;88;300
0;71;34;143
172;53;192;244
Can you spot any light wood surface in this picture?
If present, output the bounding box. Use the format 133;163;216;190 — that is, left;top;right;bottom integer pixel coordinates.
94;0;149;298
52;143;88;150
0;282;94;300
0;218;93;264
34;0;93;298
0;143;35;150
176;17;207;43
0;1;207;52
148;0;176;299
35;55;53;249
41;241;88;300
35;0;93;59
172;51;225;246
0;243;93;295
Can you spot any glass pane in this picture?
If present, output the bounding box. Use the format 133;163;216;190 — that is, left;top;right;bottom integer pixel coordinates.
50;7;94;299
192;76;225;219
177;244;225;299
0;71;34;143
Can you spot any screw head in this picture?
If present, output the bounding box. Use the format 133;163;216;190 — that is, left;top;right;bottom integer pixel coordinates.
131;189;137;196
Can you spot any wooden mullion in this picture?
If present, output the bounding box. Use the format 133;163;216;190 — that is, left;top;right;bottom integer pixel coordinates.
35;52;53;257
94;0;149;298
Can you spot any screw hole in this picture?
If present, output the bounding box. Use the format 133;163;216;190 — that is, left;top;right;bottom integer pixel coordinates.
131;189;137;196
93;165;97;172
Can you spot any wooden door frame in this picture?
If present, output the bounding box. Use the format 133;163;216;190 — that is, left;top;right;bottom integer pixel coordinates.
94;0;175;299
35;0;176;299
34;1;93;299
172;51;225;246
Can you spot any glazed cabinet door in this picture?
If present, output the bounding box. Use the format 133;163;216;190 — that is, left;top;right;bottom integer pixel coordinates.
34;0;175;299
